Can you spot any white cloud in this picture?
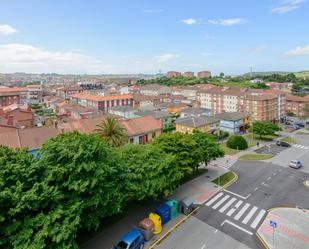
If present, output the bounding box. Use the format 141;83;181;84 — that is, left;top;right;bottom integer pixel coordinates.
271;0;306;14
0;43;113;74
0;24;17;35
285;45;309;56
208;18;246;26
155;53;179;63
181;18;197;25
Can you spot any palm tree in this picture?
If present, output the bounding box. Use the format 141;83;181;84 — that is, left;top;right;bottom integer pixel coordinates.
95;116;128;147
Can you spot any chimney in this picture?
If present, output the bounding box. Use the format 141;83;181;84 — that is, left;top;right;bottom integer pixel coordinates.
6;115;14;126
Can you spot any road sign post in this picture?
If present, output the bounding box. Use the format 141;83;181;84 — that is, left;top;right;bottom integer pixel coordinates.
269;220;277;248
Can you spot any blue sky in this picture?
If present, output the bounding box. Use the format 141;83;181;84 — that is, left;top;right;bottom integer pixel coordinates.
0;0;308;75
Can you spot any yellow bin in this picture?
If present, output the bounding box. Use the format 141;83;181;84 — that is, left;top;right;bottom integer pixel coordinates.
148;212;162;234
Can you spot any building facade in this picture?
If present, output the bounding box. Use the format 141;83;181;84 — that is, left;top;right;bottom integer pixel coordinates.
197;71;211;78
286;95;309;117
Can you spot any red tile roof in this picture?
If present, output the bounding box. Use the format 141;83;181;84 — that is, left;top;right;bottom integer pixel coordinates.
120;116;162;136
71;93;133;102
0;87;28;93
286;94;309;102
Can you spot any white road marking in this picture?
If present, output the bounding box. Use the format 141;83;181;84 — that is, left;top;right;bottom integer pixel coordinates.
234;203;250;220
212;195;230;210
267;177;271;181
221;220;253;236
296;144;301;148
251;210;266;229
223;189;250;199
261;182;265;185
300;145;305;149
304;146;309;149
214;229;218;233
242;206;258;225
273;173;277;176
226;200;243;217
219;197;236;213
205;192;224;206
201;244;206;249
254;187;259;191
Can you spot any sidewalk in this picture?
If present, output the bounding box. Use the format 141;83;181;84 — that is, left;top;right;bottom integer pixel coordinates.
79;165;228;249
257;207;309;249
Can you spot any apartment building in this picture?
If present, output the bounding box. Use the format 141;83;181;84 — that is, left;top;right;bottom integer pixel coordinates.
197;71;211;78
26;85;43;104
167;71;181;77
286;94;309;117
70;93;133;113
182;71;195;78
56;86;83;99
0;87;27;107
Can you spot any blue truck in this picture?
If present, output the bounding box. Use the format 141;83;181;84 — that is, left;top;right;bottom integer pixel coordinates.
112;228;144;249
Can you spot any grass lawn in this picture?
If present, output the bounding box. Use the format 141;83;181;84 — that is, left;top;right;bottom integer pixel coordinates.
239;154;273;161
281;136;296;144
243;133;278;142
297;131;309;135
212;171;236;186
219;142;239;155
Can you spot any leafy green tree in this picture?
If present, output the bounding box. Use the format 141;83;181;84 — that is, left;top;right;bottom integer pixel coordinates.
119;144;182;201
151;132;202;174
0;132;126;249
192;130;224;170
95;116;127;147
251;121;281;138
226;135;248;150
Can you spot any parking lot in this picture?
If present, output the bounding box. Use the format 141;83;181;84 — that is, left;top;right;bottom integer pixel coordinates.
254;144;288;155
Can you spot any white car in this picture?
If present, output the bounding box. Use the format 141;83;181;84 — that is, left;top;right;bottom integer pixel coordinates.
289;160;302;169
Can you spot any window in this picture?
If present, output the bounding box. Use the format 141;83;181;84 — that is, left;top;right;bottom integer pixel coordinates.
129;138;134;144
152;132;156;138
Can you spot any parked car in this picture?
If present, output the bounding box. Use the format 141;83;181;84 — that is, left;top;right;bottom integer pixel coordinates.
296;122;305;128
289;160;302;169
113;228;144;249
276;140;291;147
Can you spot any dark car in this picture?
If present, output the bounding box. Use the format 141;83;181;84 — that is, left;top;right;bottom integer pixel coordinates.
296;123;305;128
276;140;291;147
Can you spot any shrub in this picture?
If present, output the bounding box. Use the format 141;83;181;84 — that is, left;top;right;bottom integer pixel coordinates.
226;135;248;150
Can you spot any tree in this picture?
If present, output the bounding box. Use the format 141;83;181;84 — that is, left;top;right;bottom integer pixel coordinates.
192;130;224;170
219;72;225;78
251;121;281;138
227;135;248;150
0;132;126;249
151;132;202;175
95;116;127;147
119;144;182;201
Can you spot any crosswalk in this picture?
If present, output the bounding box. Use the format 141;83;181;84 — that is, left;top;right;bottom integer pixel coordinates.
205;192;267;230
292;144;309;150
211;155;238;169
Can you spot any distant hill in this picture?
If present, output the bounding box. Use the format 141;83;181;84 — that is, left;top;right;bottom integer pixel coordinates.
243;71;309;78
243;71;291;77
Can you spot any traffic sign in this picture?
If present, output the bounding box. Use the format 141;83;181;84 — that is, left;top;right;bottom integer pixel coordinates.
269;220;277;229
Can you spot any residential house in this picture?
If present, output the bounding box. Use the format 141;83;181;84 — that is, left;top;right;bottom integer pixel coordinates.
26;85;43;104
134;110;172;130
0;104;34;128
56;86;83;99
167;71;181;77
175;116;220;134
215;112;250;134
108;106;138;119
133;94;160;110
140;84;171;96
197;71;211;78
121;116;163;144
182;71;195;78
180;107;212;118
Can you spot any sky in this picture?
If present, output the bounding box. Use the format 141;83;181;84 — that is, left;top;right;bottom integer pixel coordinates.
0;0;309;75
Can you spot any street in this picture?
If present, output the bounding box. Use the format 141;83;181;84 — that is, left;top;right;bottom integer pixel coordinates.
155;134;309;249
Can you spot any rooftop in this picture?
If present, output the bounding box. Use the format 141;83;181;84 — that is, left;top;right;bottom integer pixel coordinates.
134;110;170;119
215;112;250;121
71;93;133;102
181;107;212;115
176;116;219;128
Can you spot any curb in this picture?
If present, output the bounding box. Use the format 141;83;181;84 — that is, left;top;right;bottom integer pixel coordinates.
148;171;238;249
148;206;200;249
256;232;270;249
256;206;309;249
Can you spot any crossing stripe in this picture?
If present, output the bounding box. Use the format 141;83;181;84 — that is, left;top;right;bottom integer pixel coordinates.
251;209;266;229
226;200;243;217
205;192;224;206
219;197;236;213
300;145;305;149
304;146;309;149
212;195;230;210
234;203;250;220
242;206;258;225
